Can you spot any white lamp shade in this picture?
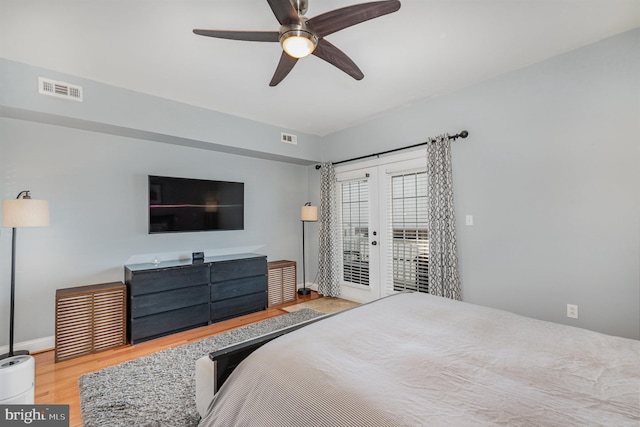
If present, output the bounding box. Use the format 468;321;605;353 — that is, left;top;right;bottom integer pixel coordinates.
2;198;50;228
301;205;318;222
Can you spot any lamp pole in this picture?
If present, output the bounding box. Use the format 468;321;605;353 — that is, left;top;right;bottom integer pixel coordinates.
3;226;29;359
298;219;310;295
298;202;318;295
1;191;49;361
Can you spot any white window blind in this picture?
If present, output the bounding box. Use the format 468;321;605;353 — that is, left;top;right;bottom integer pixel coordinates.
390;172;429;293
340;179;370;286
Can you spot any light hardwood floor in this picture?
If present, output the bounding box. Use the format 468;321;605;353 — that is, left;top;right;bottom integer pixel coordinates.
33;292;322;427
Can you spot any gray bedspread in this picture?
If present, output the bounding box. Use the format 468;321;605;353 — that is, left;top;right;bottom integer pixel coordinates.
199;292;640;426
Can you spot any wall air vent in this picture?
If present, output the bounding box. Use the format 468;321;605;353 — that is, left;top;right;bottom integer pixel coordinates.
281;132;297;145
38;77;83;101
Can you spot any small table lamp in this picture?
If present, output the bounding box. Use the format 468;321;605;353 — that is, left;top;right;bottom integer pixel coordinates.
1;191;49;360
298;202;318;295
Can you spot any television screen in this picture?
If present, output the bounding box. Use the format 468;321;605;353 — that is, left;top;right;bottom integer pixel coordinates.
149;175;244;233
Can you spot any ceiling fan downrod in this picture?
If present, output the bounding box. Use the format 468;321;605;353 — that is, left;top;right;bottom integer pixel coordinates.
292;0;309;16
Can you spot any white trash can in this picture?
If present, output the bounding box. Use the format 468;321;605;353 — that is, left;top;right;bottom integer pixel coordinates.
0;355;35;404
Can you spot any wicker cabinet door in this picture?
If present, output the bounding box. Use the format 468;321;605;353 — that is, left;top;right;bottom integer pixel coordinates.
93;287;127;352
55;293;93;361
267;261;297;307
281;264;296;304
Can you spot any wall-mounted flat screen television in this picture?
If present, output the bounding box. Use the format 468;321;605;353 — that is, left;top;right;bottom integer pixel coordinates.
149;175;244;233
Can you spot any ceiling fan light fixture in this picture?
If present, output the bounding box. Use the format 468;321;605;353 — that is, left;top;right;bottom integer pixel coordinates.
280;27;317;58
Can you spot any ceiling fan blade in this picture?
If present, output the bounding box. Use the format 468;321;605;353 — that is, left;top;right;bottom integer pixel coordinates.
266;0;300;25
193;29;279;42
312;39;363;81
269;52;299;86
307;0;401;38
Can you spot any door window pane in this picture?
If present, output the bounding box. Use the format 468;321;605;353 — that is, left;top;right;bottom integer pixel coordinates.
391;173;429;293
341;179;369;286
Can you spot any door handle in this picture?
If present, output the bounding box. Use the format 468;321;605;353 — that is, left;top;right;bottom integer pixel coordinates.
371;241;377;245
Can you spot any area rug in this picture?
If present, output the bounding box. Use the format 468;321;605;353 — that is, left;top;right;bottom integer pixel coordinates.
283;297;360;314
79;309;324;427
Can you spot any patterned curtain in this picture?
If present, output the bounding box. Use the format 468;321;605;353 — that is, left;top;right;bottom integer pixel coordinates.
426;134;461;300
317;162;341;297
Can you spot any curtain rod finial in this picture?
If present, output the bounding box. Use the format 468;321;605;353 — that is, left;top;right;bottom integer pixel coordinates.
460;130;469;138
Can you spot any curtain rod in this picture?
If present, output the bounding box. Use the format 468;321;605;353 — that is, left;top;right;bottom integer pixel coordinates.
314;130;468;169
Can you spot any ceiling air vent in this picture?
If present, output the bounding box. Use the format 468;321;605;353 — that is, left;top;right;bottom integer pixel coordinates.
281;132;297;145
38;77;83;101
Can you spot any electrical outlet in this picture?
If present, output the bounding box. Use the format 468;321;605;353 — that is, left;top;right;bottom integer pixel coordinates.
567;304;578;319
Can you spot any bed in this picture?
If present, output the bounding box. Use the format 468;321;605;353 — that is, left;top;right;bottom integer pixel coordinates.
197;292;640;426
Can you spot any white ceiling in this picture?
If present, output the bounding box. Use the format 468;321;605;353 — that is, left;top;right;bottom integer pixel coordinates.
1;0;639;136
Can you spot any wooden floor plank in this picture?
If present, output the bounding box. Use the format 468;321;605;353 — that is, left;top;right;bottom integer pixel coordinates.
33;292;320;427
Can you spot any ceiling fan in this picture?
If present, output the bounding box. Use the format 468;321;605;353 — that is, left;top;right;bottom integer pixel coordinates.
193;0;401;86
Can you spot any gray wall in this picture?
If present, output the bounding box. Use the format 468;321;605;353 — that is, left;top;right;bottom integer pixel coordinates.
0;58;323;165
0;119;311;349
320;29;640;339
1;29;638;350
0;59;324;351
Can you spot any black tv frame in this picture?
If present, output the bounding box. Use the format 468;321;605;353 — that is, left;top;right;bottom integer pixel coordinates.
148;175;244;234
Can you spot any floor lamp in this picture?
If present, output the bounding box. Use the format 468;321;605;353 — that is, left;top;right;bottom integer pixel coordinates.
298;202;318;295
1;191;49;360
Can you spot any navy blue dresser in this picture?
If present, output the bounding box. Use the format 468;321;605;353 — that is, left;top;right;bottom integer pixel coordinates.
125;253;267;344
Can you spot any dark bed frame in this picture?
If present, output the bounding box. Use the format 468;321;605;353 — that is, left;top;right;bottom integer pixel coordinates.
208;314;330;393
208;293;404;393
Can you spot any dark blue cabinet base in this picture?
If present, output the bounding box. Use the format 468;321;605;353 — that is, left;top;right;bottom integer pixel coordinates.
125;254;268;344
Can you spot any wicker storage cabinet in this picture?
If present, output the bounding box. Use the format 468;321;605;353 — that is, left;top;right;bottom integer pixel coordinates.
267;260;297;307
55;282;127;362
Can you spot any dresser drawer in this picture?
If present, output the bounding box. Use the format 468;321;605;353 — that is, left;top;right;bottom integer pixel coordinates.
210;292;267;322
210;276;267;302
129;265;209;296
130;303;209;343
210;257;267;282
131;284;209;318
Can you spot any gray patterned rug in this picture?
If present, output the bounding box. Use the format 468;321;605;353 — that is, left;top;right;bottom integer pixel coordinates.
79;309;324;426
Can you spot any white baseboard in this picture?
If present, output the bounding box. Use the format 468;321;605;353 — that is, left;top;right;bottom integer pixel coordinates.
0;336;54;355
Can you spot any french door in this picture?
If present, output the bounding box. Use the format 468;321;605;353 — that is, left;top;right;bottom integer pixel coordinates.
336;153;428;303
